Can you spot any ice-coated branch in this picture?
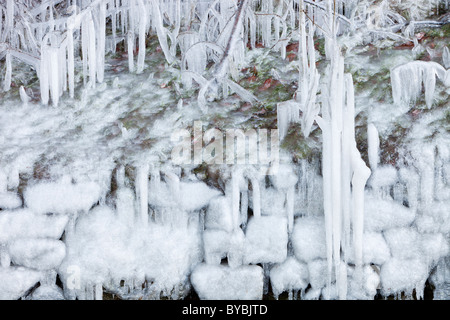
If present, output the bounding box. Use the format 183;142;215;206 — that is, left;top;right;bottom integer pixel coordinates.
212;0;248;80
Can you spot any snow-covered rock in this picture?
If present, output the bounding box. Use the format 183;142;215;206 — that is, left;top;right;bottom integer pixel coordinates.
380;258;429;297
24;179;102;214
307;259;334;290
292;216;327;262
348;232;391;265
191;264;264;300
203;229;245;267
205;196;233;232
28;285;65;300
269;257;309;298
244;216;288;264
8;239;66;270
0;267;42;300
0;209;68;242
364;195;415;232
148;176;221;211
0;192;22;210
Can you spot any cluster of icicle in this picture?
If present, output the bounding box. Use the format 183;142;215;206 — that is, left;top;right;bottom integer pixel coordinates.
3;0;440;109
0;0;302;108
276;0;372;299
391;60;450;109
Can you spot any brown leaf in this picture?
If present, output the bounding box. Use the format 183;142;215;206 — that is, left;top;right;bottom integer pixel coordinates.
286;42;299;52
260;78;273;90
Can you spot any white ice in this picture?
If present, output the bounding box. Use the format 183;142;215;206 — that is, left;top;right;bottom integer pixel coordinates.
244;216;288;264
292;216;327;262
190;263;264;300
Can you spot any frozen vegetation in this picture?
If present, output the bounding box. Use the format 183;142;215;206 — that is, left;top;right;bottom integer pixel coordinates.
0;0;449;300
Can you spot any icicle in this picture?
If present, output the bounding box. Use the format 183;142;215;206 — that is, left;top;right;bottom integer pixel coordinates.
5;0;14;37
418;145;435;207
286;185;295;233
88;17;97;87
250;176;261;218
97;3;106;83
231;168;242;230
443;47;450;69
116;165;125;189
40;47;50;105
0;244;10;268
367;123;380;171
19;86;29;105
67;28;75;98
351;149;371;268
81;18;89;86
391;61;447;109
240;189;248;227
277;100;299;140
137;163;149;227
49;47;60;106
3;52;12;92
152;1;175;64
136;0;147;74
110;75;119;88
94;283;103;300
321;123;334;292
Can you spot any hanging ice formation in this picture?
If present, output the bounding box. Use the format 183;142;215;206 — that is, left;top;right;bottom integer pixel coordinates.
277;1;319;141
315;41;371;300
443;46;450;69
276;0;372;299
391;60;450;109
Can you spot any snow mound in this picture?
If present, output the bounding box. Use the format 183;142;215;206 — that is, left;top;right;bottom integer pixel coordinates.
8;239;66;270
244;216;288;264
191;263;264;300
0;192;22;210
203;229;245;268
380;258;429;297
0;267;42;300
269;257;309;298
364;195;415;231
0;209;68;242
292;216;327;262
24;179;102;214
205;196;233;232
